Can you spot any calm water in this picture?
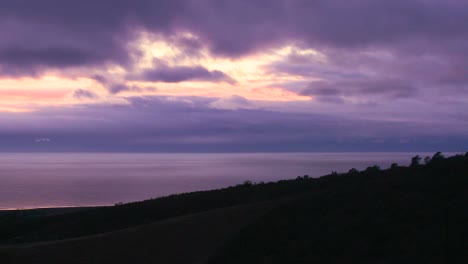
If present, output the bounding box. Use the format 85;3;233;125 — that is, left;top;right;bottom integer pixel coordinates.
0;152;441;209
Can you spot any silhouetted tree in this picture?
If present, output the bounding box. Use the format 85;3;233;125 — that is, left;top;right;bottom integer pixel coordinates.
431;152;445;161
424;156;431;164
365;165;380;173
411;155;421;167
243;181;253;187
348;168;359;174
390;163;399;169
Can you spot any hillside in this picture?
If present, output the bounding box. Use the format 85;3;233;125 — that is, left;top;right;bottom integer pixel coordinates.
1;152;467;263
209;153;468;264
0;201;278;264
0;174;319;244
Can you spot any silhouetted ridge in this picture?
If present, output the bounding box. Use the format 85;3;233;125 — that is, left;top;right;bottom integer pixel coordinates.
208;153;468;264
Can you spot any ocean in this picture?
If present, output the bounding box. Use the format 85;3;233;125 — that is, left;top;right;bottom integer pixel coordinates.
0;152;444;209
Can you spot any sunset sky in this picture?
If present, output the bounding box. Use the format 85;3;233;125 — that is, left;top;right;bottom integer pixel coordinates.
1;0;467;152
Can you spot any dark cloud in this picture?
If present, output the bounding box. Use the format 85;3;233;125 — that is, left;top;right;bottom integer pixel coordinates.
108;84;156;94
109;84;136;94
92;75;109;85
139;65;236;84
301;79;418;102
0;47;103;68
89;74;156;94
356;80;417;98
73;89;98;99
0;0;467;74
170;34;205;58
0;0;188;73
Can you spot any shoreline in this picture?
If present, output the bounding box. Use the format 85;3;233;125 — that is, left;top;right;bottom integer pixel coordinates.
0;205;108;211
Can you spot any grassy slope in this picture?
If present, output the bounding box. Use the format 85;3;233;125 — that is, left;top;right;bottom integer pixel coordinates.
0;201;277;264
208;155;468;264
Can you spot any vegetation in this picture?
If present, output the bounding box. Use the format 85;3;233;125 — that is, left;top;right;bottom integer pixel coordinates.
209;153;468;264
0;152;467;264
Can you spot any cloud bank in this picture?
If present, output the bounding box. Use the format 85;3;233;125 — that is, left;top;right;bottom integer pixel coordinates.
0;0;467;151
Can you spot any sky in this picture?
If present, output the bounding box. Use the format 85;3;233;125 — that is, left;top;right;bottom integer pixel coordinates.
0;0;467;152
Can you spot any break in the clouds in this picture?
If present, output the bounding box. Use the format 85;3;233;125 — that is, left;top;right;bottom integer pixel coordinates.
0;0;467;151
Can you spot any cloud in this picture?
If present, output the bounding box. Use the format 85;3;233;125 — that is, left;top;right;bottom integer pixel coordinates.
0;46;101;68
209;95;255;110
109;84;156;94
301;79;418;101
139;65;236;84
0;0;467;152
89;74;156;94
73;89;98;99
0;0;466;74
0;17;130;75
0;0;466;110
1;95;467;152
35;138;51;143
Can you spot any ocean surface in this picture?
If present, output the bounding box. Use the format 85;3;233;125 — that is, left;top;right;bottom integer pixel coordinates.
0;152;446;209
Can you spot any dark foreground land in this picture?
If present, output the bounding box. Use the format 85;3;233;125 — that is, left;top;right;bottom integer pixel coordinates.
0;153;467;264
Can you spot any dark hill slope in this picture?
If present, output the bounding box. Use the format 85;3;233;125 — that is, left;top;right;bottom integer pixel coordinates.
209;155;468;264
0;201;277;264
0;175;320;244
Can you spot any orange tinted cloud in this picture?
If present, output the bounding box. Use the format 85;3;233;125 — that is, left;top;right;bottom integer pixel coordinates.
0;76;105;110
0;106;31;113
0;89;69;101
0;39;314;112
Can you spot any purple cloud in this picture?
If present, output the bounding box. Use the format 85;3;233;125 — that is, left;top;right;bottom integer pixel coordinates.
0;0;466;73
73;89;98;99
139;65;236;84
301;79;418;101
0;1;467;152
209;95;254;110
1;96;467;152
108;84;155;94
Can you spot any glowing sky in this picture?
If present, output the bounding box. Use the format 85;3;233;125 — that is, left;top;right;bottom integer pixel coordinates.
0;0;467;151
